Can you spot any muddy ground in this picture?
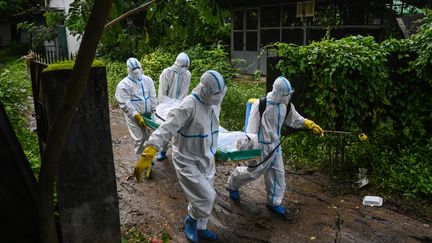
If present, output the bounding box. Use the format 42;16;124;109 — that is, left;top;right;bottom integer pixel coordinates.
110;108;432;243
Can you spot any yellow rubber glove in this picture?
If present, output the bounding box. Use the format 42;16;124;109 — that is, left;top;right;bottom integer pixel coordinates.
358;133;368;142
304;119;324;136
134;113;146;128
134;145;157;182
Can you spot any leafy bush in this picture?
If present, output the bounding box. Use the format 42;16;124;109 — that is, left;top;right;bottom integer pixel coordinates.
0;58;41;176
220;82;264;131
141;49;175;86
276;35;389;132
0;59;31;126
273;11;432;198
106;60;127;106
186;43;237;87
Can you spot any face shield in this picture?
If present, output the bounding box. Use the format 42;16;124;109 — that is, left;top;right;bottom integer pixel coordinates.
272;76;294;104
209;85;227;105
193;70;226;106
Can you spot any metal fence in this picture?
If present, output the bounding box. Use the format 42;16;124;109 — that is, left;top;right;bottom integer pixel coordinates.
32;49;76;64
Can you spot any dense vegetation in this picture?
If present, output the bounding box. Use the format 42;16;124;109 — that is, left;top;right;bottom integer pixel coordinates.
0;46;41;176
273;12;432;198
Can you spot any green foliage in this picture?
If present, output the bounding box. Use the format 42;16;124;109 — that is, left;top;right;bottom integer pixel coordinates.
276;35;389;132
106;60;126;106
66;0;230;59
252;70;262;82
120;226;169;243
17;10;65;48
221;82;265;131
185;43;237;87
121;227;147;243
0;0;39;17
0;42;29;59
274;11;432;198
141;49;175;86
64;0;94;37
144;0;230;50
409;10;432;83
0;58;41;177
0;59;31;123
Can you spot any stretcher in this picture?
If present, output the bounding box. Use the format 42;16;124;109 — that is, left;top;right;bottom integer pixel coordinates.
143;116;261;162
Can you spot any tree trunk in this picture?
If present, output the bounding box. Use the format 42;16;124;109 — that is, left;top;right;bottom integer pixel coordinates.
36;0;114;242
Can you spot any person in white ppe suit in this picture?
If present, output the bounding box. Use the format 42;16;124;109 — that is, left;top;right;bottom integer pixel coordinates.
134;70;227;243
227;76;324;216
156;52;191;161
115;57;157;159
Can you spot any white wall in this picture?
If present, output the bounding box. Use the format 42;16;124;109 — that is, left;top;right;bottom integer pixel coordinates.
49;0;66;9
49;0;81;55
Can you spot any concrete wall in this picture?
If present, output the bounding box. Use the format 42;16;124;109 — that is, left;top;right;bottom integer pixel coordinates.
41;67;120;242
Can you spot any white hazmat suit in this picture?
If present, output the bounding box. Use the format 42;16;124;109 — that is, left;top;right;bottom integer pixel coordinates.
157;52;191;156
145;70;226;230
158;52;191;103
115;57;157;159
228;76;305;207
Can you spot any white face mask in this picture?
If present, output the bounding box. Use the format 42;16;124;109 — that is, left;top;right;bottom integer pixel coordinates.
131;69;140;80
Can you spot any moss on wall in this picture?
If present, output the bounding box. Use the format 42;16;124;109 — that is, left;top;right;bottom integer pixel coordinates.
42;59;105;73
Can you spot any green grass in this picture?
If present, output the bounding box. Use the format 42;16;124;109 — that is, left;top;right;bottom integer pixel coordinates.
0;57;41;177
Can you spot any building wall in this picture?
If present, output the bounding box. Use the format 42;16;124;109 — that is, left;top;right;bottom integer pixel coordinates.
0;22;11;47
230;1;388;75
49;0;81;55
19;30;31;44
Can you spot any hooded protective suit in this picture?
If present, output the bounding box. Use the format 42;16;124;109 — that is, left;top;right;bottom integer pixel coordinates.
115;57;157;158
157;53;191;155
145;70;226;230
228;76;305;207
158;52;191;103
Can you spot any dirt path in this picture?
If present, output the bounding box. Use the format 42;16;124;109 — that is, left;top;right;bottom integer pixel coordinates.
110;108;432;243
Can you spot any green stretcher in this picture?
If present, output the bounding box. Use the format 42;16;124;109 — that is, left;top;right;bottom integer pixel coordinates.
143;116;261;162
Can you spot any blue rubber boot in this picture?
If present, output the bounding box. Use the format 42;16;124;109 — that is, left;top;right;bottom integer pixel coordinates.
198;229;219;241
267;204;286;216
157;151;167;161
228;188;240;201
184;215;199;243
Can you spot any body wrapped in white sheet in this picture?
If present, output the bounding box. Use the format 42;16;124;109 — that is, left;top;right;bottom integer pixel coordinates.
152;101;258;152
